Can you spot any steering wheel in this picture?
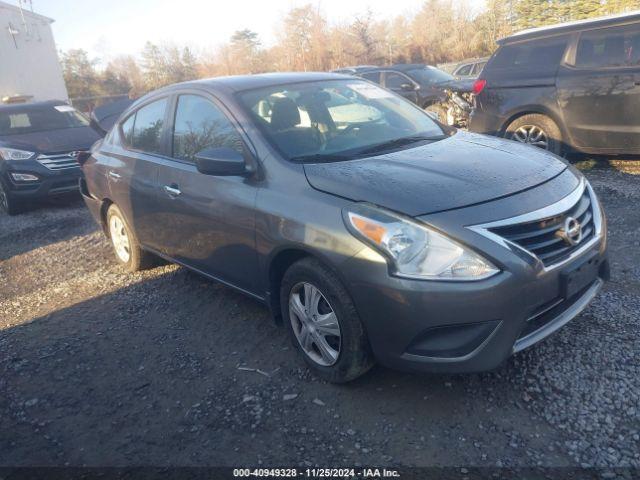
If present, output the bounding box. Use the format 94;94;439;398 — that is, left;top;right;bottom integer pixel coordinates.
337;123;361;136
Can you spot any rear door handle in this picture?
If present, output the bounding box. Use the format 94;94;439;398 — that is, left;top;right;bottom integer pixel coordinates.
163;185;182;197
108;171;121;180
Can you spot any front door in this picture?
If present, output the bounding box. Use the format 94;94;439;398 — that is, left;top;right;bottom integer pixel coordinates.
557;25;640;153
383;71;419;104
155;93;260;294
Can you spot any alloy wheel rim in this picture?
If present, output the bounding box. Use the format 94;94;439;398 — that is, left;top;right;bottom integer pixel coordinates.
109;215;131;263
289;282;341;367
511;125;549;150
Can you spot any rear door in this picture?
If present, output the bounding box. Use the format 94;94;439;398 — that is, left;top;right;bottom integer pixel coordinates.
557;24;640;152
154;92;260;294
108;97;169;249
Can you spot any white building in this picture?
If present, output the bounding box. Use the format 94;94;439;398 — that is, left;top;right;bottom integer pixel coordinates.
0;1;68;103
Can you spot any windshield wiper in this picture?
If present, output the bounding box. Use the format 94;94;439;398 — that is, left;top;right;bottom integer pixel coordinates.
357;135;446;155
289;153;354;163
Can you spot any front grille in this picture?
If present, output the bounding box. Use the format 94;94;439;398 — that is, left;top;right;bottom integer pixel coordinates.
488;188;595;267
37;152;80;171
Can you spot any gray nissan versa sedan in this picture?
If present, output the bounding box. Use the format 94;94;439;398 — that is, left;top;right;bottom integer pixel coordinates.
80;73;609;382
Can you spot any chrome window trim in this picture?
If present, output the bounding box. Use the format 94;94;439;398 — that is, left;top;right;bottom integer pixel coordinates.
468;177;603;272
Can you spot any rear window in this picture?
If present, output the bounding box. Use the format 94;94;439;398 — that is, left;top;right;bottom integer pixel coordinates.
0;104;89;136
491;36;569;71
575;25;640;68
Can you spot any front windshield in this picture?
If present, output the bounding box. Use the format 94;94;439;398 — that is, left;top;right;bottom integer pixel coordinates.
238;79;445;162
407;66;454;85
0;104;89;136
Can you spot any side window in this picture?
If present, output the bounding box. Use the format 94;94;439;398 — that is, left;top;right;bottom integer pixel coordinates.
576;26;640;68
492;36;569;72
360;71;381;84
456;64;473;76
172;95;244;162
130;98;168;154
120;114;135;147
385;72;411;89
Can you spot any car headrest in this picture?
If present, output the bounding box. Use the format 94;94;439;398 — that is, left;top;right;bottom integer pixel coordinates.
270;97;301;131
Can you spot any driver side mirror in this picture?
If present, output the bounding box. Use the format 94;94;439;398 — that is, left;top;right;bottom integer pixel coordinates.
400;83;416;92
195;147;252;176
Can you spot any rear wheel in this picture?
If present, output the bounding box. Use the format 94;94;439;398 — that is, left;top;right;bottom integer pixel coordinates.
106;204;155;272
280;258;374;383
0;180;23;216
505;114;563;156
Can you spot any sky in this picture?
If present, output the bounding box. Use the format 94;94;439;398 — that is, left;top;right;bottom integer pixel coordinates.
12;0;485;60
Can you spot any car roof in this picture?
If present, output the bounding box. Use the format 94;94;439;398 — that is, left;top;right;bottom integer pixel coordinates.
0;100;68;113
499;10;640;44
176;72;355;93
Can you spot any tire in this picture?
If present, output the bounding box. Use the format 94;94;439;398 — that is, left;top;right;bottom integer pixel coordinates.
106;204;155;272
0;180;24;216
425;103;449;124
280;257;374;383
505;114;563;156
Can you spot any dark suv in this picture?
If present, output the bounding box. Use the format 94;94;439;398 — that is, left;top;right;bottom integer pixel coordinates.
81;73;608;382
0;100;101;214
470;12;640;156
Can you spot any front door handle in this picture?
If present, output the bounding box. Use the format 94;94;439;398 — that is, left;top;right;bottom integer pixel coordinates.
108;171;121;180
163;185;182;197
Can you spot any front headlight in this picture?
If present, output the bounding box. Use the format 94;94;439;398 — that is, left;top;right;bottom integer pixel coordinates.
0;147;36;160
344;203;499;281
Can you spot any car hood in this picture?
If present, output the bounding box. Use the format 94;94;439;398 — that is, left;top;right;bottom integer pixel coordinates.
303;131;568;216
0;126;102;154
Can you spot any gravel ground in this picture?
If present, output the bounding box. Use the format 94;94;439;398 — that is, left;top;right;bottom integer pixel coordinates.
1;159;639;469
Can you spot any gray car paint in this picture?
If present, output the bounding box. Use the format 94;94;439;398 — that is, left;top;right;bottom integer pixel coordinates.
80;73;607;374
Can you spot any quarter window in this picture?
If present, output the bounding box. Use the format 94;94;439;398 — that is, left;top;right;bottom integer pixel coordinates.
127;98;168;154
576;26;640;68
120;114;135;147
172;95;244;162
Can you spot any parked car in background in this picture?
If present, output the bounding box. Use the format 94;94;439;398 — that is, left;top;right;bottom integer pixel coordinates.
451;57;489;79
81;73;607;383
353;64;455;109
470;11;640;156
331;65;377;74
89;97;135;135
0;100;101;215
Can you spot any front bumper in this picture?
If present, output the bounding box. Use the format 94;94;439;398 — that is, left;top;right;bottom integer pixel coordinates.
1;160;81;199
343;241;608;374
340;176;608;374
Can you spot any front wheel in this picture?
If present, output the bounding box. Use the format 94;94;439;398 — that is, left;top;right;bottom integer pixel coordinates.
505;114;563;156
280;258;374;383
0;180;23;216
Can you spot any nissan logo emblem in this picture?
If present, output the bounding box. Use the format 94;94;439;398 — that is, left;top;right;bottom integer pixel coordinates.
557;216;583;246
